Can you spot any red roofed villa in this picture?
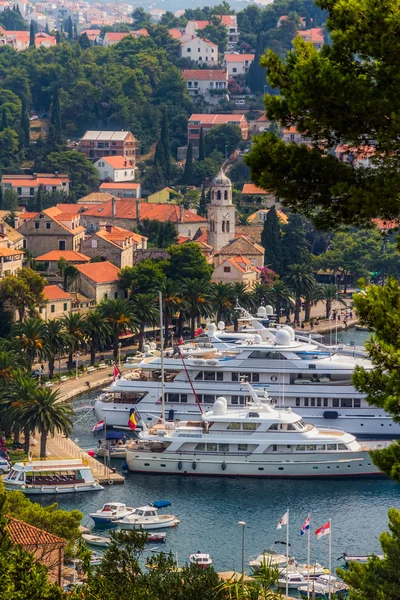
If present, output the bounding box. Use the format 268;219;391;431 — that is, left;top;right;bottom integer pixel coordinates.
1;173;69;202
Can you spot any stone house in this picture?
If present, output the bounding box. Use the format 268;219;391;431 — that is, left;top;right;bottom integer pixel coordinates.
17;207;85;256
0;220;24;277
241;184;282;210
0;219;24;249
6;516;66;585
75;261;123;303
214;235;265;269
80;224;147;268
40;285;72;320
212;255;258;287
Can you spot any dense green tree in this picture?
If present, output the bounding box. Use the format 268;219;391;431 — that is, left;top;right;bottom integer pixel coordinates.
193;157;220;186
199;127;206;161
13;317;47;370
303;281;324;322
270;279;293;321
182;141;194;185
61;312;85;369
0;299;12;338
36;151;98;199
50;88;62;144
0;269;46;321
42;318;70;379
246;31;266;93
83;310;111;366
320;283;346;319
141;165;166;195
3;189;18;211
132;7;152;28
66;16;73;39
205;123;242;157
261;206;282;273
131;293;159;351
79;31;91;49
136;219;178;248
35;184;43;212
200;16;228;53
166;242;213;282
1;108;8;130
211;282;234;323
159;279;183;347
0;7;28;30
20;97;30;147
181;278;212;338
119;260;167;295
0;128;20;171
29;20;35;47
198;184;207;217
284;263;315;323
282;213;311;274
45;21;50;34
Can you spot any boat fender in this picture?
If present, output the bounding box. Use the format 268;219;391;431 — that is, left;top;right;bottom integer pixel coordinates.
55;487;58;493
178;461;183;470
74;485;78;492
222;461;226;471
192;461;197;470
271;376;277;382
122;462;129;470
41;486;44;493
108;480;113;485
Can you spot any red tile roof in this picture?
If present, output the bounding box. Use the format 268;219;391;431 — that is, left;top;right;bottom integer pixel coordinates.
7;517;66;548
242;184;271;195
36;250;90;262
373;218;399;231
83;199;207;223
298;27;324;44
189;113;246;125
0;247;23;257
182;69;227;81
55;203;82;214
100;182;140;190
224;53;255;62
2;174;69;186
97;156;135;169
168;28;182;39
76;261;120;283
43;285;72;301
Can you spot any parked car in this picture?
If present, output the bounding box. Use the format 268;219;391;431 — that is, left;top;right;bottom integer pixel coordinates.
235;99;245;106
30;115;39;121
0;457;11;474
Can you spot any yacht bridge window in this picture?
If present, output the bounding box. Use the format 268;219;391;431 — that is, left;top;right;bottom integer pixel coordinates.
166;393;188;403
231;372;260;382
195;371;224;381
249;351;286;360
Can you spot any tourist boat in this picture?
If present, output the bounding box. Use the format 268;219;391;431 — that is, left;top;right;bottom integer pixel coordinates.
298;574;348;597
116;506;179;530
277;572;307;590
341;552;384;564
94;307;400;437
125;380;387;478
90;502;135;524
189;553;213;569
95;431;128;458
82;534;111;548
3;459;103;494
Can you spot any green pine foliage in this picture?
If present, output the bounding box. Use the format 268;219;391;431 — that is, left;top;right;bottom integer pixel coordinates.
281;213;311;273
246;31;266;93
261;205;282;273
182;141;194;185
29;20;35;47
199;127;206;161
20;97;30;147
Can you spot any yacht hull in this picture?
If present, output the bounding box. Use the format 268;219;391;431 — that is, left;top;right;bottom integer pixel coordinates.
126;450;382;478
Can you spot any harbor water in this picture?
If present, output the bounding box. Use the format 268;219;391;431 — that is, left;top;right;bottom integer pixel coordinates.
42;329;398;574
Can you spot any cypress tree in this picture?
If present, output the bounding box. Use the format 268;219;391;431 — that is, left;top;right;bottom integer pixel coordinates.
29;20;35;47
246;31;266;93
35;185;43;212
1;107;8;129
0;186;3;211
198;183;207;216
67;16;73;39
20;97;30;147
182;142;194;185
261;205;282;274
79;32;91;49
45;22;50;34
51;88;62;143
56;30;61;44
153;108;171;182
281;212;311;273
199;127;206;161
73;22;77;38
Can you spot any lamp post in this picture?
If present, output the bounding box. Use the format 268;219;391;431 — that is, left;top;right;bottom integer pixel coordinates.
238;521;246;582
118;342;122;366
75;352;80;379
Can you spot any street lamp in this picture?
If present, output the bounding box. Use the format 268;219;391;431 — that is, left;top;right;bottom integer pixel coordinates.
118;342;122;366
75;352;80;379
238;521;246;581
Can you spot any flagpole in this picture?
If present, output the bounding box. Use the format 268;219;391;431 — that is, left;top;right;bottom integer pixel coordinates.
286;509;289;600
158;291;165;420
307;514;311;599
328;520;332;594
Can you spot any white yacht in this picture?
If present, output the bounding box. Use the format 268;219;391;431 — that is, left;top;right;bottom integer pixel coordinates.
298;574;348;597
90;502;135;525
125;383;387;478
94;314;398;436
116;506;179;530
4;459;103;494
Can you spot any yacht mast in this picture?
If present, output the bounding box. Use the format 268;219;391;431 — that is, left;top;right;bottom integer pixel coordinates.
159;291;165;420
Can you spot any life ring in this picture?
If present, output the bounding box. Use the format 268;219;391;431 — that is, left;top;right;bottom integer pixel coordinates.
222;462;226;471
108;480;113;485
271;398;277;404
178;461;183;470
271;376;278;382
192;461;197;470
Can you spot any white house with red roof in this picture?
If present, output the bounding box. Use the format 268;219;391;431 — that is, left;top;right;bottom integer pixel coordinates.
282;126;312;145
182;69;228;104
185;15;238;47
1;173;69;201
40;285;72;320
224;53;255;77
179;36;218;64
99;182;141;198
102;29;149;46
94;155;136;182
297;27;324;50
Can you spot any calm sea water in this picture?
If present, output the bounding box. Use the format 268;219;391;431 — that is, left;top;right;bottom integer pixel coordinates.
41;328;397;574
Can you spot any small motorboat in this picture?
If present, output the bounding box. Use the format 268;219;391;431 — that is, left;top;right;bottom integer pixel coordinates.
82;534;111;548
298;575;348;597
95;431;128;459
90;502;135;525
287;559;328;578
89;551;103;567
147;532;167;543
277;572;307;590
249;541;291;570
341;552;384;564
117;506;179;530
189;553;213;569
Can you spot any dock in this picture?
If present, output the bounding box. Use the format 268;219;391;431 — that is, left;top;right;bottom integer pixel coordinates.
31;434;125;485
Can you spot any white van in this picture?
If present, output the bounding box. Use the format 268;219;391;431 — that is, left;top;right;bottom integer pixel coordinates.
0;457;10;474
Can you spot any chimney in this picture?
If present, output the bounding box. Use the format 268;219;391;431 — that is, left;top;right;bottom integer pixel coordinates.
112;196;116;219
105;224;112;233
179;204;184;223
136;199;140;221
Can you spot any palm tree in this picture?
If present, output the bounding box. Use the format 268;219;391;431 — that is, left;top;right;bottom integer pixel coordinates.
83;310;112;366
231;282;253;332
13;317;47;371
303;281;325;322
19;387;73;458
284;264;315;323
99;298;137;361
131;294;159;352
321;284;347;319
181;278;212;339
160;280;183;348
271;280;294;322
7;375;41;453
251;282;274;309
211;282;234;324
61;312;86;369
43;318;71;378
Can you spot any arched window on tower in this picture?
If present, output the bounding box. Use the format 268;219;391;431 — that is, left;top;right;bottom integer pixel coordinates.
226;221;230;233
224;190;228;200
222;221;225;232
217;190;221;200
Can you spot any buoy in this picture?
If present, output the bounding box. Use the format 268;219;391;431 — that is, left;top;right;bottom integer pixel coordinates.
178;461;183;470
87;450;95;457
222;462;226;471
122;462;128;470
192;461;197;470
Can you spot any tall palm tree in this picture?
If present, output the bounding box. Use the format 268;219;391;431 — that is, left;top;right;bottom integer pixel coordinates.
7;375;41;453
131;294;159;352
61;312;86;369
251;282;274;309
13;317;47;371
43;318;71;379
160;280;183;348
271;280;294;322
231;282;253;332
83;310;112;366
321;284;347;319
303;281;325;322
99;298;137;360
181;278;212;339
284;264;315;323
19;387;73;458
211;282;234;324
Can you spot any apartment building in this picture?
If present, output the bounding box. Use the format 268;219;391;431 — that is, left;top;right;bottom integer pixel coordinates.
80;130;137;161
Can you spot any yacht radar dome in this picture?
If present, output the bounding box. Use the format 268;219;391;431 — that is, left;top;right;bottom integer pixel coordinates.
265;305;274;316
143;344;150;352
213;398;227;414
254;334;262;344
217;321;225;330
275;329;291;346
282;325;295;341
257;306;267;317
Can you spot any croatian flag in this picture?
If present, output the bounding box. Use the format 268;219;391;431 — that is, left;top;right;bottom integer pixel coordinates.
315;522;331;539
113;363;121;382
277;511;289;530
92;420;105;432
300;515;310;536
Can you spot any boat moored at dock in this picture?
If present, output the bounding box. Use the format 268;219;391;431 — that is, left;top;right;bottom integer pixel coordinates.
116;506;179;530
90;502;135;524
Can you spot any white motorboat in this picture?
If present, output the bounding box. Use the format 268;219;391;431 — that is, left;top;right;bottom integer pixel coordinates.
90;502;135;525
3;459;103;494
82;534;111;548
117;506;179;530
341;552;383;564
298;575;348;597
249;546;289;569
189;553;213;569
125;381;385;478
94;307;400;437
277;572;307;589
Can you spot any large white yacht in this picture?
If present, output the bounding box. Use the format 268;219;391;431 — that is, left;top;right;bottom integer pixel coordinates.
94;310;398;436
125;383;386;477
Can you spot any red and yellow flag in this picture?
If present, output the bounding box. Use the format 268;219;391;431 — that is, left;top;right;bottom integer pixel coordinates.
128;411;137;431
